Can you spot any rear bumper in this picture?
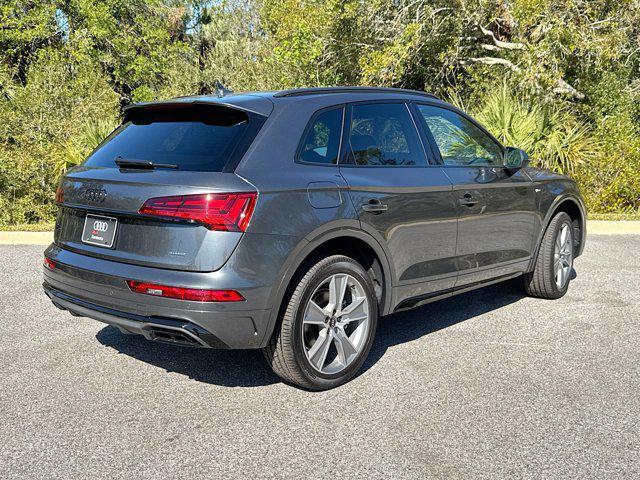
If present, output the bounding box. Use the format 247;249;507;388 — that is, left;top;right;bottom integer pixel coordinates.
43;244;273;349
45;286;227;348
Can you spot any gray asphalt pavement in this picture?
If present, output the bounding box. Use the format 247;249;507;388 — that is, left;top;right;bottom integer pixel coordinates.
1;235;639;479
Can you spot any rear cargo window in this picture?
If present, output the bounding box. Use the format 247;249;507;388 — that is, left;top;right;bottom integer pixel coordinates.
84;105;251;172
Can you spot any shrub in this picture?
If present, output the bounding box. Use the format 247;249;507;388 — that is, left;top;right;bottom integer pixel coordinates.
0;50;118;226
461;83;600;175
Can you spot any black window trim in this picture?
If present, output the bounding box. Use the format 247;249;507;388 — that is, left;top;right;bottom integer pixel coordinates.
338;100;436;168
410;101;506;168
294;104;346;167
224;111;268;172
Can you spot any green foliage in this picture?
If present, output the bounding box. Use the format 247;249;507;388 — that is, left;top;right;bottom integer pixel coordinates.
0;48;118;224
1;0;640;226
0;149;57;225
55;118;119;178
464;84;599;175
576;112;640;213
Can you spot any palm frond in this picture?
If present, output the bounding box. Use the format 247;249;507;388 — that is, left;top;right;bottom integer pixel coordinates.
471;84;599;174
54;118;118;178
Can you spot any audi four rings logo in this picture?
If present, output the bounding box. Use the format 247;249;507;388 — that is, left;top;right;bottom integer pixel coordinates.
83;188;107;203
93;220;109;232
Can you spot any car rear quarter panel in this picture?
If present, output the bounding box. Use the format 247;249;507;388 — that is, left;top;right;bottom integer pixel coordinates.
235;96;403;337
235;97;360;236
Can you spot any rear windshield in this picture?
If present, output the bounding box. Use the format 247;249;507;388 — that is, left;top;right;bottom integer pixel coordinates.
84;105;250;172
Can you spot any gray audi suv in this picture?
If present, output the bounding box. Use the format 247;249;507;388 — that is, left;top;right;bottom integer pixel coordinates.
44;87;586;390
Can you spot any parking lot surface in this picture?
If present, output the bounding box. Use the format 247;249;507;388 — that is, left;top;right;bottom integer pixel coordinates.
1;235;639;479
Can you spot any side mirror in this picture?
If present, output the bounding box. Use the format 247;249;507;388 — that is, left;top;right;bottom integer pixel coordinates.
504;147;529;170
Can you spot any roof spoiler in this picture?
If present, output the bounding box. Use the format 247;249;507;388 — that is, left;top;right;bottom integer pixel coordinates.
123;96;273;118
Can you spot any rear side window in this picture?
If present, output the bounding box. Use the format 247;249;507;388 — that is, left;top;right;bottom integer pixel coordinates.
84;105;251;172
344;103;427;166
298;107;343;164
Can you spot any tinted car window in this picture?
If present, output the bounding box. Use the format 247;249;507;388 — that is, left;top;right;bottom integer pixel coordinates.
299;107;343;164
84;106;250;172
416;104;503;167
345;103;427;166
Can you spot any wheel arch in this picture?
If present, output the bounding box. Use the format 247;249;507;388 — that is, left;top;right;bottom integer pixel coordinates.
259;226;394;347
530;195;586;271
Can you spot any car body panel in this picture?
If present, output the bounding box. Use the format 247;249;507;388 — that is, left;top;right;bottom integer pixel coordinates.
526;167;587;260
56;168;254;271
339;165;459;292
444;166;537;286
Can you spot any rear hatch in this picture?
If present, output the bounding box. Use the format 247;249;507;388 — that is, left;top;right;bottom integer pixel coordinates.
55;102;266;272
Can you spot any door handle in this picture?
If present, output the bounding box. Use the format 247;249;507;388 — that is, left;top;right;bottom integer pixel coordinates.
458;193;478;207
361;199;388;214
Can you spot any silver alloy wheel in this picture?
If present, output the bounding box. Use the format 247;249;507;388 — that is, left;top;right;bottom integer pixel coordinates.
554;223;573;289
301;273;370;375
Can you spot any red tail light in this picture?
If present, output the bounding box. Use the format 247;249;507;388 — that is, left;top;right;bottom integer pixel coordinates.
126;280;244;302
139;192;257;232
44;257;56;270
55;186;64;204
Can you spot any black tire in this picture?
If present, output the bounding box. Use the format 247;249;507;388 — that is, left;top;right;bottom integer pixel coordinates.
523;211;574;299
262;255;379;390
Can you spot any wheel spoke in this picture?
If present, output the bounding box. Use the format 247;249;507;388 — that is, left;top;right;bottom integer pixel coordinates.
334;328;357;367
565;244;573;256
562;231;572;254
341;314;368;325
556;265;564;287
304;300;328;325
560;225;569;248
307;329;332;370
328;274;348;311
340;295;365;316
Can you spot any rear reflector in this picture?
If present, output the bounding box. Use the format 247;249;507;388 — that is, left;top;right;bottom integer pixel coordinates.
44;257;56;270
126;280;244;302
139;192;256;232
55;186;64;204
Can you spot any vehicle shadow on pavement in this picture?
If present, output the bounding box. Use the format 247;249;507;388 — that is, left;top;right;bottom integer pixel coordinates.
95;279;527;388
96;326;279;387
361;280;527;374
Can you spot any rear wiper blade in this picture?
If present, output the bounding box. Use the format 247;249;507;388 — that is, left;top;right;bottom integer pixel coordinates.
115;157;179;170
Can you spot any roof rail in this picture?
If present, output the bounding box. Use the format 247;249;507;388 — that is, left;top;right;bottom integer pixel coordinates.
273;86;440;100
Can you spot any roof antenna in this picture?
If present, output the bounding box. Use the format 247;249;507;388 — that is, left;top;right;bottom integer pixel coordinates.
214;81;233;98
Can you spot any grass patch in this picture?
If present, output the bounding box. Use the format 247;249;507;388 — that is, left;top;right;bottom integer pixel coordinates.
589;213;640;221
